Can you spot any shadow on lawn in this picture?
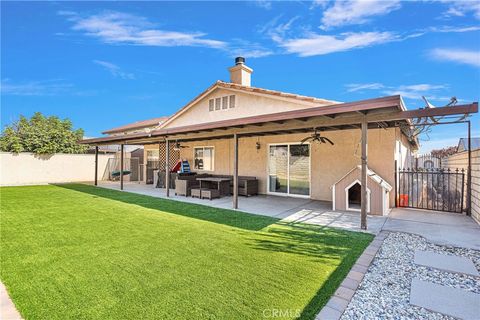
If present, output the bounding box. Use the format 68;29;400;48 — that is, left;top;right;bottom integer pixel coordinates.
55;184;278;231
248;221;373;319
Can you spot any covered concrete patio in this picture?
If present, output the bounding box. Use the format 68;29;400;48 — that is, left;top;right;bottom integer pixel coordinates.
94;181;388;234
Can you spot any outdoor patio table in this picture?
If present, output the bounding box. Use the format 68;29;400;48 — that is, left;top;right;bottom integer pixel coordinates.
196;177;232;197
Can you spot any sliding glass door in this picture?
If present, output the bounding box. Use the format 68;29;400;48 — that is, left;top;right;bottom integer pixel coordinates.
268;143;310;197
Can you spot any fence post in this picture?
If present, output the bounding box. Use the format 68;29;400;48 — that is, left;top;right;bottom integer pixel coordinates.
394;160;398;207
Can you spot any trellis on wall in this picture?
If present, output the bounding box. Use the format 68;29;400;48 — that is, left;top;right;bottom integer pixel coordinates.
158;142;180;170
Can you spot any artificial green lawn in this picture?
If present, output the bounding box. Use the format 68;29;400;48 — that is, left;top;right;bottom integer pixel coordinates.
0;184;373;320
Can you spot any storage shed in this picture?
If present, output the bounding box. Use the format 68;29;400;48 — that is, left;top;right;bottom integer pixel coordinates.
332;165;392;216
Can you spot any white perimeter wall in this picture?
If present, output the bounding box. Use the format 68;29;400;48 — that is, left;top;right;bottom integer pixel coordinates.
0;152;112;186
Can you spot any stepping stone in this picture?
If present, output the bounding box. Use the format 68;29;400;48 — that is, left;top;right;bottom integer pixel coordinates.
414;250;479;277
410;278;480;319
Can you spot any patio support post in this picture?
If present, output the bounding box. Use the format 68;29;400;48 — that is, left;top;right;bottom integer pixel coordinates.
361;116;368;230
165;139;170;197
233;133;239;209
120;144;124;191
467;120;472;216
94;146;98;186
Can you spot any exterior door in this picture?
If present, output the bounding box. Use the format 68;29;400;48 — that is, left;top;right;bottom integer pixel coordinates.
268;143;310;197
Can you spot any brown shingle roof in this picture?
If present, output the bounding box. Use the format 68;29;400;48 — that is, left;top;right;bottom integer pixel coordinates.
216;81;339;104
103;116;169;135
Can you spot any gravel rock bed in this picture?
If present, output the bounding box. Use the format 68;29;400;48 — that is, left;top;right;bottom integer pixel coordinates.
341;232;480;320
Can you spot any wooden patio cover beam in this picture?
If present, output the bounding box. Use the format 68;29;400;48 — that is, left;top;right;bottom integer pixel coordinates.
80;100;477;145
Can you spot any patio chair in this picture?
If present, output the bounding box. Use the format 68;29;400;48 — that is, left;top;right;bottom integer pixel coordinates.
175;178;200;196
230;176;258;197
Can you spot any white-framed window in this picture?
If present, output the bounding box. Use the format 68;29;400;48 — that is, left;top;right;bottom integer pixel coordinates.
209;99;214;111
229;95;235;108
194;146;214;171
215;98;221;110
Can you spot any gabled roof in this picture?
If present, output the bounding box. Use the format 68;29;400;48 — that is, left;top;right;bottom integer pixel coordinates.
457;137;480;152
103;117;169;135
159;80;340;129
333;165;392;191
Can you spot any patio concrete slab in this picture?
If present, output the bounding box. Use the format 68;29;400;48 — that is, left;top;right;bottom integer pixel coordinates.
414;250;480;277
410;278;480;319
383;208;480;250
93;182;386;234
283;210;386;234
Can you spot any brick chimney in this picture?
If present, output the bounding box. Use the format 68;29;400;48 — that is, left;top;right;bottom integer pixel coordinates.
228;57;253;87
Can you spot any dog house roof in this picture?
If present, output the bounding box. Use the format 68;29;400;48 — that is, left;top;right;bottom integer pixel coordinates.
332;165;392;191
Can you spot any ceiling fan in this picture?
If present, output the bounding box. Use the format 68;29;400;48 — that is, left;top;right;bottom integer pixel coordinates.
173;141;189;150
300;128;334;145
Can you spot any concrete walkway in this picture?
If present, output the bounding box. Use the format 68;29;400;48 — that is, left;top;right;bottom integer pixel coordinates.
0;282;22;320
383;208;480;250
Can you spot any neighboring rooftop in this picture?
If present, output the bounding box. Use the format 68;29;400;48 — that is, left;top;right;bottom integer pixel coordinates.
457;137;480;152
103;117;169;135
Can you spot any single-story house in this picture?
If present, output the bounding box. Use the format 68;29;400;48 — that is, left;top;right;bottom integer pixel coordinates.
81;57;477;217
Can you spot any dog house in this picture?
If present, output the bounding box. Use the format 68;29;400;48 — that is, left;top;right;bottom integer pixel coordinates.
332;165;392;216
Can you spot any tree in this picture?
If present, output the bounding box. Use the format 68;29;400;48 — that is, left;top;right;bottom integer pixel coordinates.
0;112;88;154
431;146;457;158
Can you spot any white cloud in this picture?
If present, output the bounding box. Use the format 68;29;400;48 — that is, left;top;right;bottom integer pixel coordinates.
439;0;480;20
430;48;480;67
320;0;401;29
252;0;272;10
278;31;396;57
345;83;384;92
428;25;480;33
345;82;452;101
1;79;73;96
63;11;226;49
93;60;135;79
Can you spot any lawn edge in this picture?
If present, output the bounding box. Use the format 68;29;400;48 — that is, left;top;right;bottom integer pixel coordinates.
315;231;390;320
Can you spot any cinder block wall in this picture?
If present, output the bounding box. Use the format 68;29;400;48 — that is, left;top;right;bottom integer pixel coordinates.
442;150;480;224
0;152;113;186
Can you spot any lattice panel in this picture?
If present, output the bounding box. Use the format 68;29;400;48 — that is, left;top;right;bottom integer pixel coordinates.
158;142;180;170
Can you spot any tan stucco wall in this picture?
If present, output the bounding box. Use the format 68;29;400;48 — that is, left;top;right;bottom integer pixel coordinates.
176;128;398;205
442;149;480;224
163;87;327;128
0;152;112;186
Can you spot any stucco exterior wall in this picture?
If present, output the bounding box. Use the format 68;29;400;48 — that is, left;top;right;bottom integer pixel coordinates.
0;152;112;186
176;128;398;205
163;88;327;128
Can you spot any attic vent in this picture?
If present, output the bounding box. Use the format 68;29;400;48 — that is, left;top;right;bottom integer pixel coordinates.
222;96;228;109
208;95;236;112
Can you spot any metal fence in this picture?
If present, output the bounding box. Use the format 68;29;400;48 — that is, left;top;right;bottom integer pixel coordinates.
397;168;465;213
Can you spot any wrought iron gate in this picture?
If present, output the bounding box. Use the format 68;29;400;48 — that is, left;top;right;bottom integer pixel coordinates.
396;168;465;213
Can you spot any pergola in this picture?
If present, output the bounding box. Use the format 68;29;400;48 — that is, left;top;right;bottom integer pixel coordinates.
81;95;478;230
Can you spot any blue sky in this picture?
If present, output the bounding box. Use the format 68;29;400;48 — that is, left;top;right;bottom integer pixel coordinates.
1;1;479;152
